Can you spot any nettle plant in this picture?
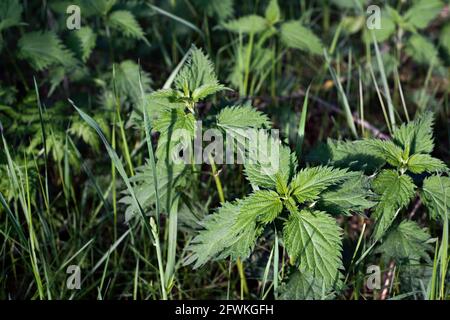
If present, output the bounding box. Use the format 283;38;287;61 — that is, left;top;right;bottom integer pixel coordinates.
309;113;450;266
335;0;450;67
185;154;375;297
222;0;324;96
120;46;277;228
117;46;372;297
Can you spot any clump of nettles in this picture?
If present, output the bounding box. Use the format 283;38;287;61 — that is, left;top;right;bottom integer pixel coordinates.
120;45;448;300
308;113;449;272
186;111;449;299
120;47;270;221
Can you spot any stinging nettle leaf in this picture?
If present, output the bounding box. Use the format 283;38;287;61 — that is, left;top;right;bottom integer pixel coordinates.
70;26;97;62
223;15;268;34
217;105;270;130
244;134;297;190
406;154;447;174
420;175;450;221
279;271;329;300
372;169;416;240
239;190;283;224
280;21;323;55
265;0;281;25
174;47;224;100
306;139;386;174
392;111;435;155
283;209;343;289
185;201;261;268
405;34;441;66
18;31;77;71
376;220;433;264
318;175;375;216
289;166;351;204
108;10;148;44
404;0;444;30
0;0;22;31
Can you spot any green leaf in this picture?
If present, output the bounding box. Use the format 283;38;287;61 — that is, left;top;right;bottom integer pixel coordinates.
420;175;450;220
407;154;447;174
112;60;152;103
279;271;328;300
154;107;196;161
392;112;435;155
18;31;77;71
244;134;297;189
283;209;343;289
120;161;185;221
70;26;97;62
223;15;268;34
108;10;148;44
307;139;386;174
376;220;432;263
265;0;280;25
405;34;440;66
217;105;270;130
404;0;444;30
363;139;404;168
68;117;101;151
185;201;261;268
280;21;323;55
318;175;375;216
362;10;396;43
193;0;234;21
440;23;450;55
239;190;283;224
289;166;350;204
0;0;22;31
330;0;366;9
81;0;116;15
372;170;416;240
174;47;224;100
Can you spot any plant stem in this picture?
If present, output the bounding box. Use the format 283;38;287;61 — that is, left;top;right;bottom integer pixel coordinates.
208;153;248;298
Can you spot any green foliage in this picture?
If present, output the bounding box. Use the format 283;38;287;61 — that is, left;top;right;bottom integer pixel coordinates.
406;34;441;66
107;10;148;44
280;21;323;55
244;135;297;190
284;209;343;289
421;175;450;220
279;271;327;300
217;105;270;129
404;0;444;30
376;220;433;263
372;169;416;240
317;175;375;216
18;31;77;71
173;47;224;107
0;0;22;32
392;112;435;154
440;24;450;55
239;190;283;224
265;0;281;25
185;201;262;268
307;139;385;174
193;0;234;21
289;166;350;203
69;27;97;62
2;0;450;301
112;60;152;103
224;15;268;34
